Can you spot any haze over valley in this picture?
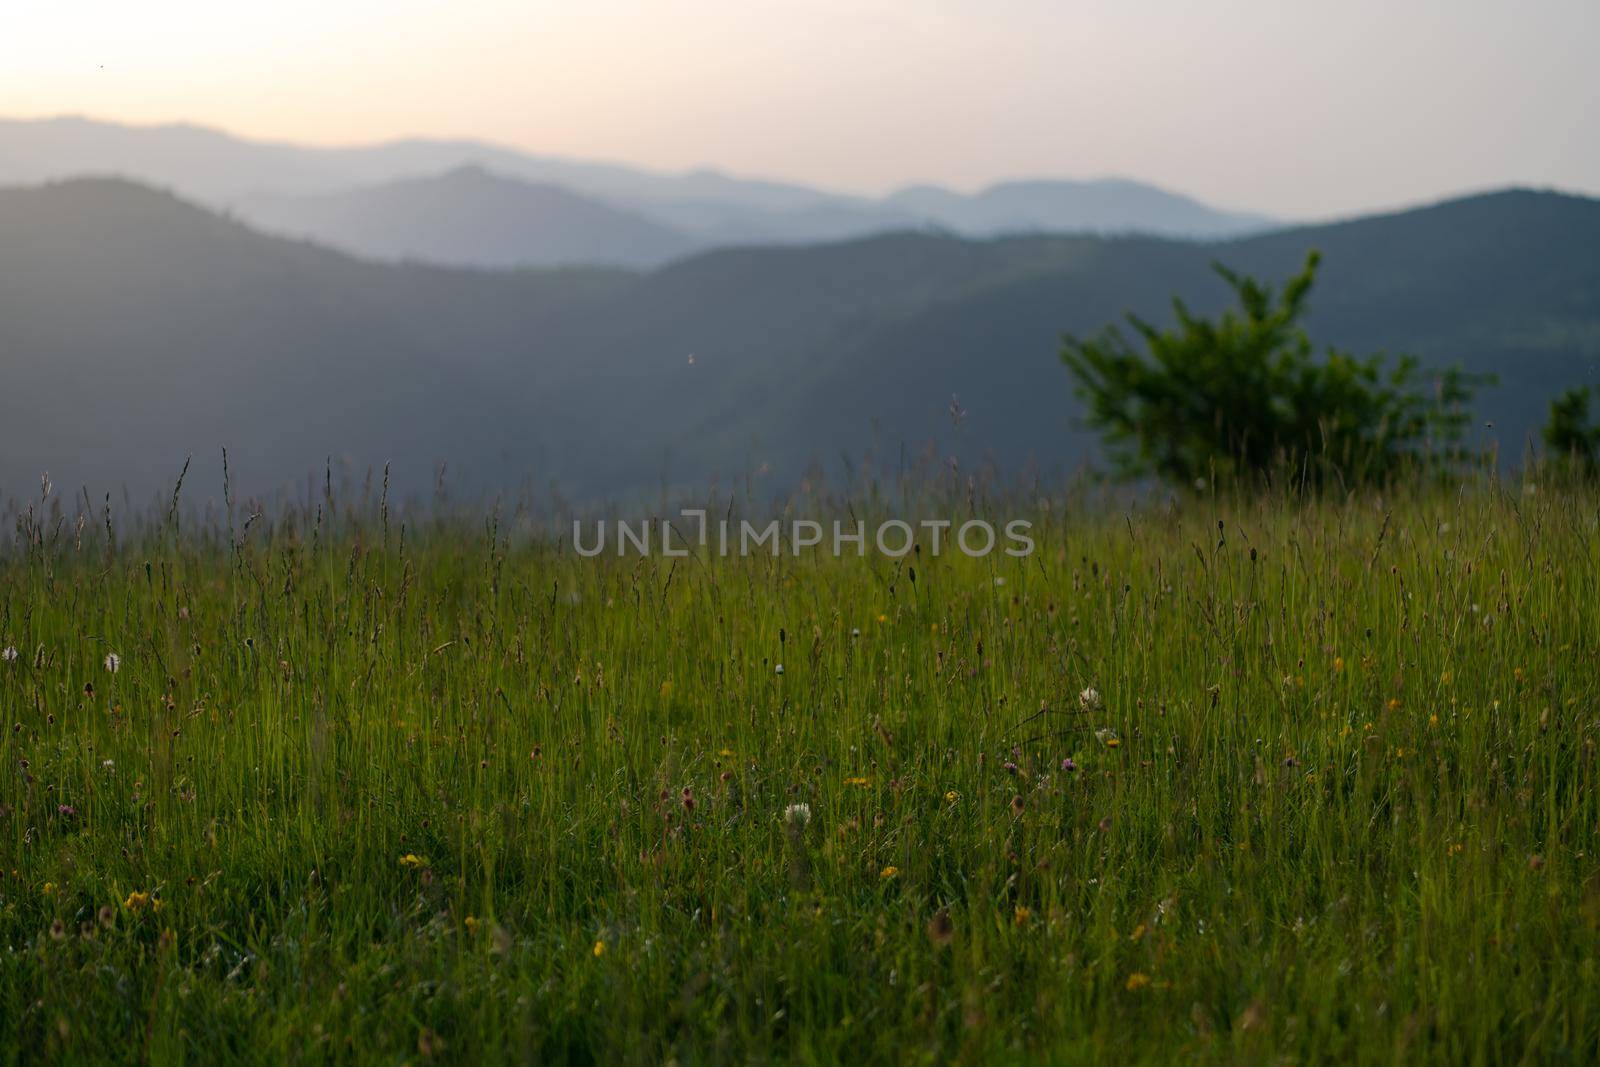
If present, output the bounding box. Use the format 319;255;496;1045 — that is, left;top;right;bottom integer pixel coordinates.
2;154;1596;503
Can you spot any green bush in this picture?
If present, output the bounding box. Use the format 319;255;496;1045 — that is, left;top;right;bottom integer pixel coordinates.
1543;386;1600;474
1061;251;1489;487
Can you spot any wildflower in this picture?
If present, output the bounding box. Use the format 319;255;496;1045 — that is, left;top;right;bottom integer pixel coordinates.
103;652;121;674
994;576;1006;587
774;664;784;675
850;628;861;637
877;614;888;624
1061;758;1077;772
42;881;56;896
1333;656;1344;672
464;916;480;935
1003;761;1018;775
1130;923;1146;942
57;804;77;818
1;646;16;664
784;802;812;827
1514;667;1526;683
845;776;871;787
1079;686;1103;713
398;854;428;869
1125;972;1151;992
1428;713;1439;726
592;939;606;957
1013;906;1031;926
1387;698;1402;711
944;790;960;804
1105;737;1121;749
718;748;735;757
123;890;151;912
659;680;673;697
879;866;899;880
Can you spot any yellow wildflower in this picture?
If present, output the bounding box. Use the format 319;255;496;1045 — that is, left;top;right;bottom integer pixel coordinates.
123;890;150;912
592;939;605;957
41;882;55;896
944;790;960;804
845;776;871;786
465;916;480;935
1013;906;1031;925
1125;972;1151;992
399;854;428;869
880;866;899;880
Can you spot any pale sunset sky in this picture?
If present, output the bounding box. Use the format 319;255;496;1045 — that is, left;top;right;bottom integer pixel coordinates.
2;0;1596;217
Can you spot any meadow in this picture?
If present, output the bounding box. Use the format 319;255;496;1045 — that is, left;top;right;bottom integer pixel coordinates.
3;476;1599;1064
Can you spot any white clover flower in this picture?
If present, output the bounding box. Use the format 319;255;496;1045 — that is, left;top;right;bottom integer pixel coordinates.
1079;686;1102;713
1;646;17;664
784;803;811;827
774;663;784;675
103;652;121;674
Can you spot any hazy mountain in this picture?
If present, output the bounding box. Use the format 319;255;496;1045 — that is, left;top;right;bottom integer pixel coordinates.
231;166;696;269
0;117;1274;265
1;179;1595;505
0;178;630;500
888;179;1274;237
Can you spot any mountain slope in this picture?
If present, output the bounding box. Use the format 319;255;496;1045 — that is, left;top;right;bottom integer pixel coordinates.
231;167;696;268
0;178;631;500
1;181;1596;503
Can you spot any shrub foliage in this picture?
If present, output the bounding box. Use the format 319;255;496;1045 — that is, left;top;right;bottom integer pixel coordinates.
1060;251;1488;486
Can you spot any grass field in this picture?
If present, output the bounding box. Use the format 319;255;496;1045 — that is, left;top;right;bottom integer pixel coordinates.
3;479;1599;1063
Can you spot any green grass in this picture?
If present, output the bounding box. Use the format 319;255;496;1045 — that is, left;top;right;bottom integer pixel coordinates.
3;481;1599;1063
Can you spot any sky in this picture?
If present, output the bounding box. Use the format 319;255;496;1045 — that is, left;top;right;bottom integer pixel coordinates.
2;0;1597;218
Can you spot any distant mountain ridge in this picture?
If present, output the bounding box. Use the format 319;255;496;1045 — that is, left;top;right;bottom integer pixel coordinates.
3;178;1597;505
0;116;1276;267
234;166;696;269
